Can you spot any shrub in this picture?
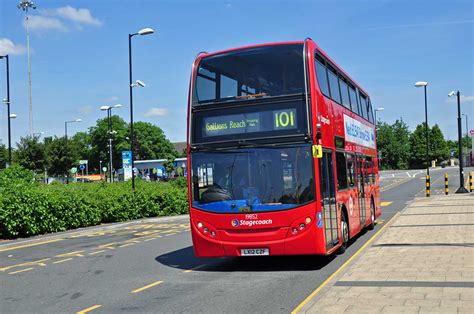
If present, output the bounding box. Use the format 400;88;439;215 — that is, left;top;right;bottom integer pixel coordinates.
0;166;189;239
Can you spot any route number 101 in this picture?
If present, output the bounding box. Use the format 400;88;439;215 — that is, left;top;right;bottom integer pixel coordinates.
274;110;295;129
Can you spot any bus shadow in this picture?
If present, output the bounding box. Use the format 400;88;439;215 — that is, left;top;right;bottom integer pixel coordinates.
155;246;338;272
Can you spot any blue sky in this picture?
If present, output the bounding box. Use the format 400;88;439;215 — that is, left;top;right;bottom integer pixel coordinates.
0;0;472;145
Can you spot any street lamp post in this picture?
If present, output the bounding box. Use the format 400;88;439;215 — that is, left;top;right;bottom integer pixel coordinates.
129;27;154;190
64;119;82;184
100;104;122;183
415;81;430;177
462;114;468;137
448;91;469;194
0;55;12;166
374;107;384;125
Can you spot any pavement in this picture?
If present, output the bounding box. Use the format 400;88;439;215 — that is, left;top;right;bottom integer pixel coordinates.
298;193;474;314
0;167;471;313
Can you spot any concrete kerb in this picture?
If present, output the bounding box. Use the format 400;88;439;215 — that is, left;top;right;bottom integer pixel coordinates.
0;214;190;249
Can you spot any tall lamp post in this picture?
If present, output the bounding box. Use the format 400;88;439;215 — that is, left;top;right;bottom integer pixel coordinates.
415;81;430;177
462;114;468;137
17;0;36;135
448;91;469;194
100;104;122;183
374;107;384;168
129;27;154;190
0;55;12;166
65;119;82;184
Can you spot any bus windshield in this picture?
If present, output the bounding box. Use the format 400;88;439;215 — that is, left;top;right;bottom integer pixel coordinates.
191;145;315;213
194;44;305;105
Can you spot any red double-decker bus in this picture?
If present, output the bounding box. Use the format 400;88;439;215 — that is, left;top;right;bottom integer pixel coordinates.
187;39;380;257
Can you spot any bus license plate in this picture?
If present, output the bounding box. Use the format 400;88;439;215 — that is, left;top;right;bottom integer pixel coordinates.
241;248;269;256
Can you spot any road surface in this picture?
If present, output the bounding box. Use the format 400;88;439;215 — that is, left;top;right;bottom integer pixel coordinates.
1;166;471;313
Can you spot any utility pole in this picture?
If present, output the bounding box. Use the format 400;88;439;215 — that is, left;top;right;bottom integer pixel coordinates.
17;0;36;135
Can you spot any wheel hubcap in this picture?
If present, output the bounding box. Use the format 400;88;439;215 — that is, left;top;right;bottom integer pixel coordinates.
342;220;348;243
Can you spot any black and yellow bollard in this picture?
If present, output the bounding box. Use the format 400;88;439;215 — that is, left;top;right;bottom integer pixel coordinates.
444;173;449;195
470;172;473;192
426;175;430;197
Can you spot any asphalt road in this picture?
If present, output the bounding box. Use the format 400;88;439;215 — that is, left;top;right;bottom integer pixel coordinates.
1;166;472;313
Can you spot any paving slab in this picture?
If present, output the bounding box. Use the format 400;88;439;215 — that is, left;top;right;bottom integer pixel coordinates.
300;193;474;314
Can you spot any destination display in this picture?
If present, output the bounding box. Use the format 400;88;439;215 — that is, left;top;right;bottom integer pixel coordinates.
203;108;297;138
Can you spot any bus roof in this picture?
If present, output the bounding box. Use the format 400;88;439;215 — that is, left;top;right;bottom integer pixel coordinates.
196;39;369;97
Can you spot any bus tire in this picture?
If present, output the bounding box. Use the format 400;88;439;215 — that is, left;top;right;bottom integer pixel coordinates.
368;199;375;230
339;211;349;254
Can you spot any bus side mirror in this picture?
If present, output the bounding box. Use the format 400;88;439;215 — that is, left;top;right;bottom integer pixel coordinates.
312;145;323;159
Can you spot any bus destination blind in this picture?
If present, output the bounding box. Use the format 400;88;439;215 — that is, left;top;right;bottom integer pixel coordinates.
203;108;297;138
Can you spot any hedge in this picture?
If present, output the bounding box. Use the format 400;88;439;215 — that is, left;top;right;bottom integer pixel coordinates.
0;166;189;239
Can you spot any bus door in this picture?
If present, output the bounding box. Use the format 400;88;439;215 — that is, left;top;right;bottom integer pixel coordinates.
356;155;366;226
319;150;338;249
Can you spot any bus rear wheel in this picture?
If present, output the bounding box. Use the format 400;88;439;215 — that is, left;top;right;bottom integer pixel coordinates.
368;200;375;230
339;212;349;254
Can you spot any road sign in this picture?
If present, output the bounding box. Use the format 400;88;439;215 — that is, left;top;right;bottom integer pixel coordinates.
79;164;85;171
70;167;77;174
122;151;132;181
79;160;88;165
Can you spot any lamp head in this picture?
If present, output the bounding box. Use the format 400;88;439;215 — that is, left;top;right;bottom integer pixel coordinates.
100;105;110;111
138;28;154;36
75;118;82;122
376;107;385;112
135;80;146;87
414;81;428;87
448;91;456;97
9;113;17;119
114;104;123;108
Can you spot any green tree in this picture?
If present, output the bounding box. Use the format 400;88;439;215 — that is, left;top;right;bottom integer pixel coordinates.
429;124;449;163
132;122;178;161
0;142;7;169
45;136;80;177
89;115;129;172
13;135;45;172
376;119;410;169
162;154;176;177
409;123;428;169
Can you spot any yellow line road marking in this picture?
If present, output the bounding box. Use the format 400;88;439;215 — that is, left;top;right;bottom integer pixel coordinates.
0;258;51;272
8;267;34;275
144;236;161;242
119;243;135;248
131;280;163;293
76;304;102;314
184;264;206;273
53;258;73;264
380;201;393;207
88;250;106;255
0;238;64;253
291;211;401;314
56;250;84;258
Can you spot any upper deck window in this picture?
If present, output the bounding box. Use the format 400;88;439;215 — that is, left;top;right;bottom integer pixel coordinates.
194;44;305;105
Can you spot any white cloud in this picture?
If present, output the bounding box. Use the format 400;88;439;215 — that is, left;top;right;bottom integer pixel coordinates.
79;105;93;114
104;96;119;102
446;95;474;104
25;15;67;32
0;38;26;55
144;107;169;117
54;6;102;26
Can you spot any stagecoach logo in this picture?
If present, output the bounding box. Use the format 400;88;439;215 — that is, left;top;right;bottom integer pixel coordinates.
343;114;376;149
231;218;273;227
